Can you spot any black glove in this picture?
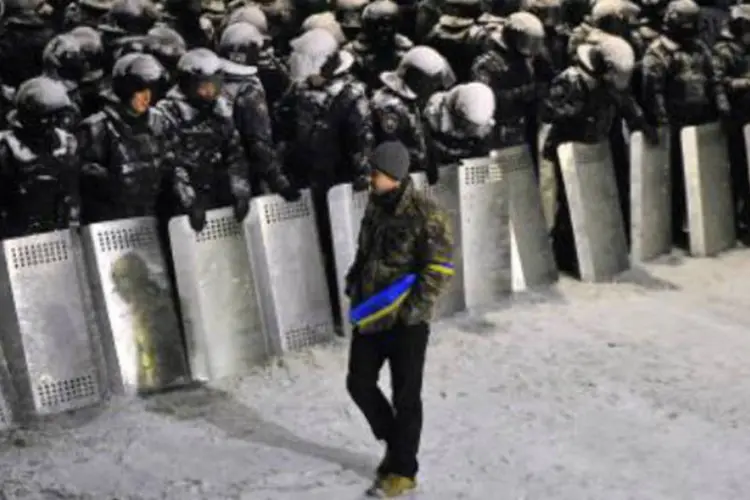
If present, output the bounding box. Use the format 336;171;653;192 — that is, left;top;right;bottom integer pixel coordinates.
427;166;439;186
189;204;206;233
352;175;370;192
279;186;302;202
234;197;250;222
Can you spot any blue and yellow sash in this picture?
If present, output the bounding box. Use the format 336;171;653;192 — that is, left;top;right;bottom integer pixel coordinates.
350;274;417;330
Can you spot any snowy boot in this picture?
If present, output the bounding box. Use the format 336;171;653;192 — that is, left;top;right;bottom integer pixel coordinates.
366;474;417;498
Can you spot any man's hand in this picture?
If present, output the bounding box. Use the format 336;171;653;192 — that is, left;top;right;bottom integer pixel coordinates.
189;204;206;233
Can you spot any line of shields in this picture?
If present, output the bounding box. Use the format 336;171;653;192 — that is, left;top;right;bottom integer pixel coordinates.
0;120;742;428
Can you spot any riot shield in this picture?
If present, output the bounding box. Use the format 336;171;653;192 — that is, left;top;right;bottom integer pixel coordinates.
428;165;465;318
0;230;102;418
0;344;15;430
458;157;511;309
681;123;736;256
557;141;629;282
537;124;557;232
83;217;190;395
630;128;672;261
169;207;266;382
244;190;335;355
493;146;557;290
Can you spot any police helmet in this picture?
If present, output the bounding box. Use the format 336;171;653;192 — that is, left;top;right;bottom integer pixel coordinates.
590;0;640;23
361;0;399;24
177;48;223;78
301;12;347;45
79;0;115;11
577;33;634;89
446;82;496;137
43;34;88;87
14;76;73;126
218;22;265;66
335;0;368;29
225;4;270;36
520;0;562;27
503;12;546;56
146;25;187;67
663;0;700;30
69;27;105;82
112;52;165;101
100;0;159;35
5;0;43;14
729;4;750;38
381;45;456;100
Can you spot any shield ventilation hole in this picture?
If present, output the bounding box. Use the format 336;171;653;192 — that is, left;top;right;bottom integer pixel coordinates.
464;164;503;186
283;322;332;351
196;216;240;242
97;225;157;253
263;198;312;224
36;374;98;409
10;239;69;269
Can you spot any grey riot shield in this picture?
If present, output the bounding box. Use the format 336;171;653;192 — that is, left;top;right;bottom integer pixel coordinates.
169;207;266;382
0;229;102;418
492;146;557;290
83;217;190;395
681;123;736;257
458;157;511;309
429;165;465;318
744;123;750;186
557;141;629;282
538;124;557;232
631;128;672;261
328;183;369;338
244;190;335;355
0;345;16;430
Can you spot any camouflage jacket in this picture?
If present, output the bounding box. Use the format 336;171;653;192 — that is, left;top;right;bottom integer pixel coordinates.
641;35;728;126
345;177;454;334
713;34;750;120
423;90;493;164
424;19;486;82
472;42;538;147
156;88;250;212
371;86;428;173
221;65;291;195
540;65;646;148
275;74;373;189
0;128;80;238
77;104;174;223
343;34;413;91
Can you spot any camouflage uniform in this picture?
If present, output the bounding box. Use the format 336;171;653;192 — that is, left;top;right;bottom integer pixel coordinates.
714;32;750;122
345;176;454;334
641;36;728;126
471;32;540;148
275;75;373;189
0;128;80;239
424;7;486;82
344;34;414;91
222;66;293;196
156;88;250;214
371;86;428;172
77;105;174;223
422;89;493;164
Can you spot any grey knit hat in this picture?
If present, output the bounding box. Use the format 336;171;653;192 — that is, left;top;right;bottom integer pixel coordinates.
372;141;410;181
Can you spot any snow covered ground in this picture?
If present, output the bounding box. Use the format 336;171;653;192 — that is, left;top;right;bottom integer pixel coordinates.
2;249;750;499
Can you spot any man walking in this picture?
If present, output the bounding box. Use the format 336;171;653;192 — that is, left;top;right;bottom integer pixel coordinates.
345;141;454;498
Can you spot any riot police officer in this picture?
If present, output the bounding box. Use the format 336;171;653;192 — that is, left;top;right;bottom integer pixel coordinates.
344;0;414;91
77;53;173;223
276;28;373;326
0;0;56;88
472;11;545;148
334;0;368;40
0;76;80;239
540;35;651;272
477;0;522;30
423;81;496;164
714;4;750;238
218;22;300;200
99;0;159;72
567;0;641;59
424;0;485;82
301;10;348;45
156;48;251;232
641;0;729;127
160;0;214;49
63;0;113;30
144;25;187;81
521;0;567;73
70;26;107;118
374;45;456;181
42;34;88;128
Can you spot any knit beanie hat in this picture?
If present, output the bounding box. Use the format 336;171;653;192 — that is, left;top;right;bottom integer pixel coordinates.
372;141;410;181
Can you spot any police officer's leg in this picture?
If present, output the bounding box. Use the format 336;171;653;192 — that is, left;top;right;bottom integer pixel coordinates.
386;321;430;479
727;123;750;239
346;331;394;444
670;127;688;248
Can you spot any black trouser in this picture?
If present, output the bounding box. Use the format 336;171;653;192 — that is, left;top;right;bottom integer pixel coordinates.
346;322;430;478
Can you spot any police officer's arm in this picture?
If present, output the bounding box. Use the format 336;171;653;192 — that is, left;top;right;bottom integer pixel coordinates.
539;71;585;123
398;205;454;325
235;86;291;193
76;115;109;179
223;124;252;203
715;44;750;99
640;45;670;125
343;86;374;182
703;41;731;116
